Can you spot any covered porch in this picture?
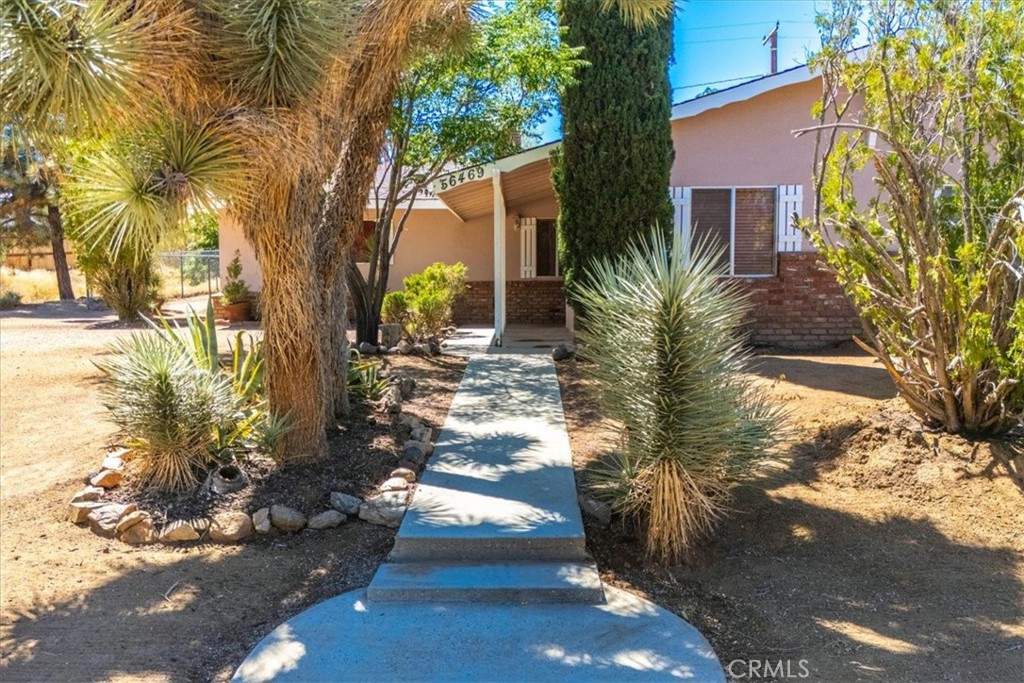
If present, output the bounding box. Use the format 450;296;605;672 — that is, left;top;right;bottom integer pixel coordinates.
432;143;569;346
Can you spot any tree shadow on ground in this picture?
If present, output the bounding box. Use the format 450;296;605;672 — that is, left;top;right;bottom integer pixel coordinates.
0;524;395;683
583;424;1024;683
747;355;897;401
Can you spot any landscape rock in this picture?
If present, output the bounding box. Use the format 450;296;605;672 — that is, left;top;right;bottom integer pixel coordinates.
270;505;306;532
382;385;403;414
159;520;201;542
397;340;413;355
402;440;428;466
386;346;400;355
307;510;346;530
398;414;423;430
90;469;124;488
379;477;409;492
410;426;433;443
377;345;388;355
120;518;156;544
253;507;272;534
70;486;105;504
87;503;138;537
115;510;150;534
390;467;417;483
392;374;416;400
68;501;105;524
101;452;126;471
209;511;254;542
413;343;432;356
552;344;572;362
358;491;408;528
329;492;362;515
396;459;420;473
578;495;612;527
358;341;377;355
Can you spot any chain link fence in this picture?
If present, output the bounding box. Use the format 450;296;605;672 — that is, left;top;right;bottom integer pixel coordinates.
156;250;221;298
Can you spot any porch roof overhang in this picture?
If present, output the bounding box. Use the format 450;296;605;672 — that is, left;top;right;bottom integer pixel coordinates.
431;143;557;221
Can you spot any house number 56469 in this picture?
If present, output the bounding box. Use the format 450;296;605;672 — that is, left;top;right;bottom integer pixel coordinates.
437;166;485;190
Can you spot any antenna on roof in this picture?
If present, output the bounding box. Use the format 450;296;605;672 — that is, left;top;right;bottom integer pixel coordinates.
762;21;779;75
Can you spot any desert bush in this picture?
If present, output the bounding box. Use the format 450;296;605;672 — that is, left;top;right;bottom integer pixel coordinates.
0;290;22;309
77;246;159;321
220;250;250;305
385;262;466;340
96;332;238;491
574;229;782;565
98;301;289;490
806;0;1024;436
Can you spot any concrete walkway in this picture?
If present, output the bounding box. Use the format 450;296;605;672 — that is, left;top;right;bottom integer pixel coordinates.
233;349;725;682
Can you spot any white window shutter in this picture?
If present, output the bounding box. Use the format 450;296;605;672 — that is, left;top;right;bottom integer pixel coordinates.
669;187;692;264
777;184;803;252
519;216;536;278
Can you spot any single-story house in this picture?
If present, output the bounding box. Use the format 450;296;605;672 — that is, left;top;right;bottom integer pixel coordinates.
220;62;872;348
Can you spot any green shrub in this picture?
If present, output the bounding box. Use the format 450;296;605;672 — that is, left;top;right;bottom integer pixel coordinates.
386;262;467;340
0;291;22;310
97;300;289;491
381;290;409;325
96;332;238;491
77;246;159;321
220;250;250;304
574;229;782;565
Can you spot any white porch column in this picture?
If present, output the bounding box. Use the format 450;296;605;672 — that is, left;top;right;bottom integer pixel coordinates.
492;168;506;345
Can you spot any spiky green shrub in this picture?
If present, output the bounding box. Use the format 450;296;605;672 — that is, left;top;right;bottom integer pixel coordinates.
0;291;22;310
96;332;238;491
381;291;409;326
575;229;783;565
345;349;389;401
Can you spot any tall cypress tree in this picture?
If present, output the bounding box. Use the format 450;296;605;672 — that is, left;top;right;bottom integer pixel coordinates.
552;1;674;304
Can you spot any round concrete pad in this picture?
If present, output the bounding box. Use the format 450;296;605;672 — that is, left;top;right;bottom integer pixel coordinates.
232;585;725;682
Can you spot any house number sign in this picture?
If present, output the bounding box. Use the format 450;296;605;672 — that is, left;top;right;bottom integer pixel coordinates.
436;166;486;191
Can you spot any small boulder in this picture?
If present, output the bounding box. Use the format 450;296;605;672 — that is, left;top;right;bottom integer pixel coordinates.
398;414;423;430
87;503;137;537
307;510;346;530
68;501;105;524
90;469;124;489
377;345;388;355
387;346;400;355
391;374;416;400
397;340;413;355
552;344;572;362
209;511;254;542
70;486;105;504
120;518;156;545
270;505;306;532
413;343;431;356
358;341;377;355
253;507;272;534
101;453;126;472
115;510;150;534
159;520;200;542
380;323;403;348
396;459;420;473
402;441;428;466
379;477;409;492
358;491;408;528
578;495;612;527
410;426;433;443
329;492;362;515
390;467;417;483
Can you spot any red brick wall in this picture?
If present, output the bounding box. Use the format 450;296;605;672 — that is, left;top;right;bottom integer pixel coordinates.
452;255;860;348
453;280;566;325
734;252;863;348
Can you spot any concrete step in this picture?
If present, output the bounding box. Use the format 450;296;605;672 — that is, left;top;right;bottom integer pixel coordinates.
367;561;605;604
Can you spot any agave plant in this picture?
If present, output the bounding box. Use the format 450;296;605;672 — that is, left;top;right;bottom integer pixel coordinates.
574;229;784;565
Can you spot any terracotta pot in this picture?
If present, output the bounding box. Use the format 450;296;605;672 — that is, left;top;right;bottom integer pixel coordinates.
217;300;251;322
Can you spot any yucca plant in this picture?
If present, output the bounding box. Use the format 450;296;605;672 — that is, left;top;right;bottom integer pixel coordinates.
575;229;783;565
96;332;238;491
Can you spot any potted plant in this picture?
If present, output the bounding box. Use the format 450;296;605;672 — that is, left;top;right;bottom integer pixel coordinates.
215;251;252;322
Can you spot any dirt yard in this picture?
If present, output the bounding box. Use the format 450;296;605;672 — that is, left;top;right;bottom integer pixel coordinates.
559;345;1024;683
0;301;466;682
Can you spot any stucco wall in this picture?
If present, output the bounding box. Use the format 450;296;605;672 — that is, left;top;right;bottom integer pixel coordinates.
218;209;261;291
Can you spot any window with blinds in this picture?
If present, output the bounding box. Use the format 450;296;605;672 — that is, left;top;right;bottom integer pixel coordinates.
689;187;777;276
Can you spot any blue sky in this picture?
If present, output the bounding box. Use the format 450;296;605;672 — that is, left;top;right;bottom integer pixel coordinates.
537;0;826;143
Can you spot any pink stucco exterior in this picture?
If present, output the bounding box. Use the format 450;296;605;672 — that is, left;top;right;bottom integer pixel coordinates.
218;68;872;346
